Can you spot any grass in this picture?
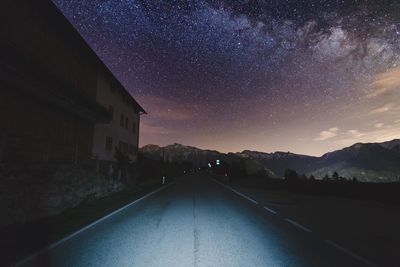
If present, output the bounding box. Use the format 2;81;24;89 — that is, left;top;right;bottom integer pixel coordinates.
0;179;162;266
212;172;400;205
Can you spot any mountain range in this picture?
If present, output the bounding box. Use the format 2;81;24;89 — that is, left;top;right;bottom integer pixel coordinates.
140;139;400;183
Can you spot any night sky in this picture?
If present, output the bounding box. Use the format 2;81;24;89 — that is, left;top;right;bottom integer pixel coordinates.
54;0;400;156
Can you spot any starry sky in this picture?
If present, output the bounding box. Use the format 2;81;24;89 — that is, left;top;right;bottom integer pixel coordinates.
54;0;400;156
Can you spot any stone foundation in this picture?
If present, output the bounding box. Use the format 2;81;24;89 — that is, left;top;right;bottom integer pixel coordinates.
0;163;125;227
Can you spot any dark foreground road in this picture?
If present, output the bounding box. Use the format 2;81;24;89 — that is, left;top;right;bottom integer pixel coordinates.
18;174;372;267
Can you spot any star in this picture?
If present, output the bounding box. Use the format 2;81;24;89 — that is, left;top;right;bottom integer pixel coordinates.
53;0;400;156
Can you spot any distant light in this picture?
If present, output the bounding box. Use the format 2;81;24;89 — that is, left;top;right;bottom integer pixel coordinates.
216;160;220;165
208;163;212;168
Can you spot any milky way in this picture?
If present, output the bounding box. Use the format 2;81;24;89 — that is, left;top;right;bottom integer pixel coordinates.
54;0;400;156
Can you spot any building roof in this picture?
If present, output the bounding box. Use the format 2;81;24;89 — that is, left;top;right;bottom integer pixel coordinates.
41;0;146;114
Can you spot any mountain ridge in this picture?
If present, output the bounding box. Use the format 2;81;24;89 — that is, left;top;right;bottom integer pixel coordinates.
140;139;400;182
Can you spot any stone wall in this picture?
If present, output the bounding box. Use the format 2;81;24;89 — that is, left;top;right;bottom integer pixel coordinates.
0;163;125;227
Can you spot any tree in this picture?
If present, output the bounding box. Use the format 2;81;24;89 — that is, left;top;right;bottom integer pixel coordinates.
230;160;246;178
352;176;358;182
309;175;316;181
284;168;299;181
323;174;330;181
332;171;339;181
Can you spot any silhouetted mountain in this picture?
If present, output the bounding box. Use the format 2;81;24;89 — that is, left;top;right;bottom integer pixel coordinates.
141;139;400;182
241;140;400;182
140;143;220;165
139;143;277;177
309;142;400;182
379;139;400;153
240;150;318;177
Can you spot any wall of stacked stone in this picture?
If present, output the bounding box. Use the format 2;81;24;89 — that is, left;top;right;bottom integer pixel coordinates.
0;163;125;227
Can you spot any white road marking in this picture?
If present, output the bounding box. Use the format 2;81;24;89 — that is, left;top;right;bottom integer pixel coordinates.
324;240;379;267
13;183;174;267
230;188;259;204
212;177;379;267
285;218;312;233
263;206;278;214
212;179;258;205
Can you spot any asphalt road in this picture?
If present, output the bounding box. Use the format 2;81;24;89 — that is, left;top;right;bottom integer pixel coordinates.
18;173;372;267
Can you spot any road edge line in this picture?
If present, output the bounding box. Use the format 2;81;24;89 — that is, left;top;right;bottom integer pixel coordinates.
324;240;379;267
263;206;278;214
285;218;312;233
13;183;174;267
211;178;258;204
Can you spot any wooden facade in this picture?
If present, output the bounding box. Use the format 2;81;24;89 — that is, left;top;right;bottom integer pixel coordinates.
0;0;140;164
0;89;97;164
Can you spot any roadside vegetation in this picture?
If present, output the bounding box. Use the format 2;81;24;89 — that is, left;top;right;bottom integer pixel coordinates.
211;163;400;205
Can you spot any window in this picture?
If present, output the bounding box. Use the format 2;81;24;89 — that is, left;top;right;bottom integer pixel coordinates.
105;136;113;151
108;105;114;120
132;122;136;133
125;117;128;129
120;114;124;127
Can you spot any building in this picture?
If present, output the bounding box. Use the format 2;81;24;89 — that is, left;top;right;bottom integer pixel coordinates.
92;68;145;164
0;0;145;165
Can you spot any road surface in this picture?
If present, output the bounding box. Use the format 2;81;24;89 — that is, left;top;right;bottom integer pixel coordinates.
18;173;373;267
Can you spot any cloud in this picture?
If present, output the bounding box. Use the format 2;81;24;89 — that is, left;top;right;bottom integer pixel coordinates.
314;127;339;141
334;138;358;146
348;129;365;138
369;104;392;114
366;67;400;98
334;125;400;146
334;129;366;145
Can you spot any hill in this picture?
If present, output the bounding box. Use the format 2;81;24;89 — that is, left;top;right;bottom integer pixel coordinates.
308;141;400;182
140;139;400;182
239;150;318;177
139;143;277;177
